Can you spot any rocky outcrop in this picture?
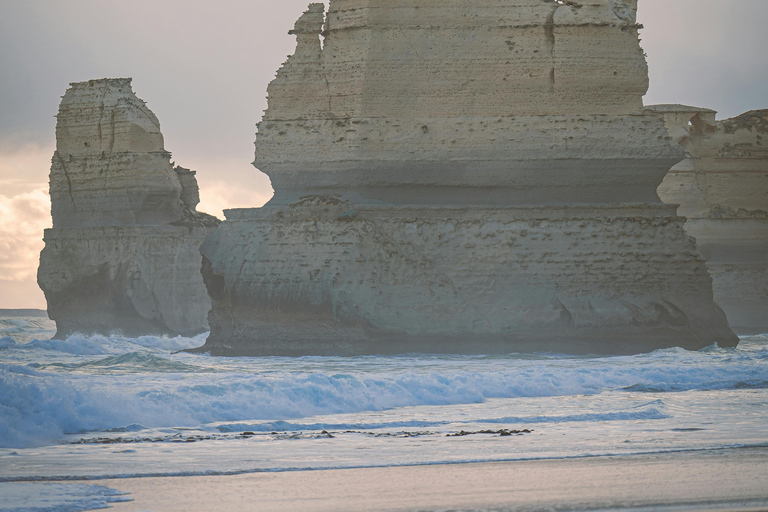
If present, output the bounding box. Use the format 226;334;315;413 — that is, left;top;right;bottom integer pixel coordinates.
652;106;768;333
38;78;220;338
195;0;737;356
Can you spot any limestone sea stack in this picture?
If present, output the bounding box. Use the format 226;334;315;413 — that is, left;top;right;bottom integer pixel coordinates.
652;106;768;334
196;0;737;356
38;78;220;339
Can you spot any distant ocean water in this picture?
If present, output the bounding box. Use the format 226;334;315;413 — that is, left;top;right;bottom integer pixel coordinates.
1;314;767;485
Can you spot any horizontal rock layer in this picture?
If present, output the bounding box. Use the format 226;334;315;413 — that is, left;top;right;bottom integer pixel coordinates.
266;0;649;120
257;114;681;206
197;198;737;356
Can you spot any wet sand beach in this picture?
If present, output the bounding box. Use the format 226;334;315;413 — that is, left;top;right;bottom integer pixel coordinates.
103;448;768;512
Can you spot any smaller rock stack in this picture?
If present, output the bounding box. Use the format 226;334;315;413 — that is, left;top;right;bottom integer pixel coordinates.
38;78;219;338
652;105;768;333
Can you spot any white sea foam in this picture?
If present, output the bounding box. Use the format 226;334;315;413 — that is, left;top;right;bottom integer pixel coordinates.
0;482;130;511
1;323;767;481
0;317;55;346
0;332;205;356
1;336;767;448
1;320;768;452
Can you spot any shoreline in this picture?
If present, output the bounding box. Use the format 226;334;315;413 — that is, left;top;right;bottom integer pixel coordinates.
4;445;767;483
96;447;768;512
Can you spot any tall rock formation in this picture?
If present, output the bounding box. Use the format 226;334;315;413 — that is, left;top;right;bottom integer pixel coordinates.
38;78;220;339
652;105;768;333
196;0;737;356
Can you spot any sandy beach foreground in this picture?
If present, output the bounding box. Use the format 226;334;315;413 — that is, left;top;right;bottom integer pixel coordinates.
100;448;768;512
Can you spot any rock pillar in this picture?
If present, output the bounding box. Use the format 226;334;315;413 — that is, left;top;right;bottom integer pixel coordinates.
38;78;220;338
196;0;737;355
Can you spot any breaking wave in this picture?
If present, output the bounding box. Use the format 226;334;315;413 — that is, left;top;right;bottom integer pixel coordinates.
0;317;56;346
0;332;205;355
33;352;211;374
1;320;767;449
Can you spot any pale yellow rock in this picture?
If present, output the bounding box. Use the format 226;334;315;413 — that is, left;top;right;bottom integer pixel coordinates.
256;0;674;207
38;79;220;338
50;78;184;228
653;106;768;332
195;0;737;355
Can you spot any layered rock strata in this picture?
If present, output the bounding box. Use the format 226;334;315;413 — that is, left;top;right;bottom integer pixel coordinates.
652;106;768;333
38;78;219;338
196;0;737;355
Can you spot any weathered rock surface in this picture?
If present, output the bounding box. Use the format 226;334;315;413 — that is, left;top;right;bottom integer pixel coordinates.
257;0;676;207
38;78;220;338
652;106;768;333
195;0;737;355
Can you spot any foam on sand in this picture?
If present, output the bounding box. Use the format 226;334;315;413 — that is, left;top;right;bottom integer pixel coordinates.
0;482;130;511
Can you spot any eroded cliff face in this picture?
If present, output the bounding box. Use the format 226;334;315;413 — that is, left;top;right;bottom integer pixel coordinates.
653;106;768;333
196;0;737;355
38;78;220;338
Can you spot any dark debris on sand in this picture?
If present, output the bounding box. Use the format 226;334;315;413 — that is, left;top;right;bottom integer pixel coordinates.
447;429;533;437
71;428;534;444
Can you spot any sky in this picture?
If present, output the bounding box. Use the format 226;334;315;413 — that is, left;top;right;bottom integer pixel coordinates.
0;0;766;309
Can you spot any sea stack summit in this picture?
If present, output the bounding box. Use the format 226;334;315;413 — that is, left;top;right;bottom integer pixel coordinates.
195;0;737;355
38;78;220;338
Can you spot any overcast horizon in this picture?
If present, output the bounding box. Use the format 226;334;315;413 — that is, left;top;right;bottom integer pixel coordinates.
1;0;767;309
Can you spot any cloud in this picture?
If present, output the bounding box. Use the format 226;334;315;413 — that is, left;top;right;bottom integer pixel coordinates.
0;142;53;308
189;156;274;218
0;187;50;308
0;141;53;195
1;0;765;310
197;179;273;220
0;188;50;281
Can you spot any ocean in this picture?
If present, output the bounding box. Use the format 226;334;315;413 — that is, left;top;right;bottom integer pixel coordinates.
1;314;768;510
